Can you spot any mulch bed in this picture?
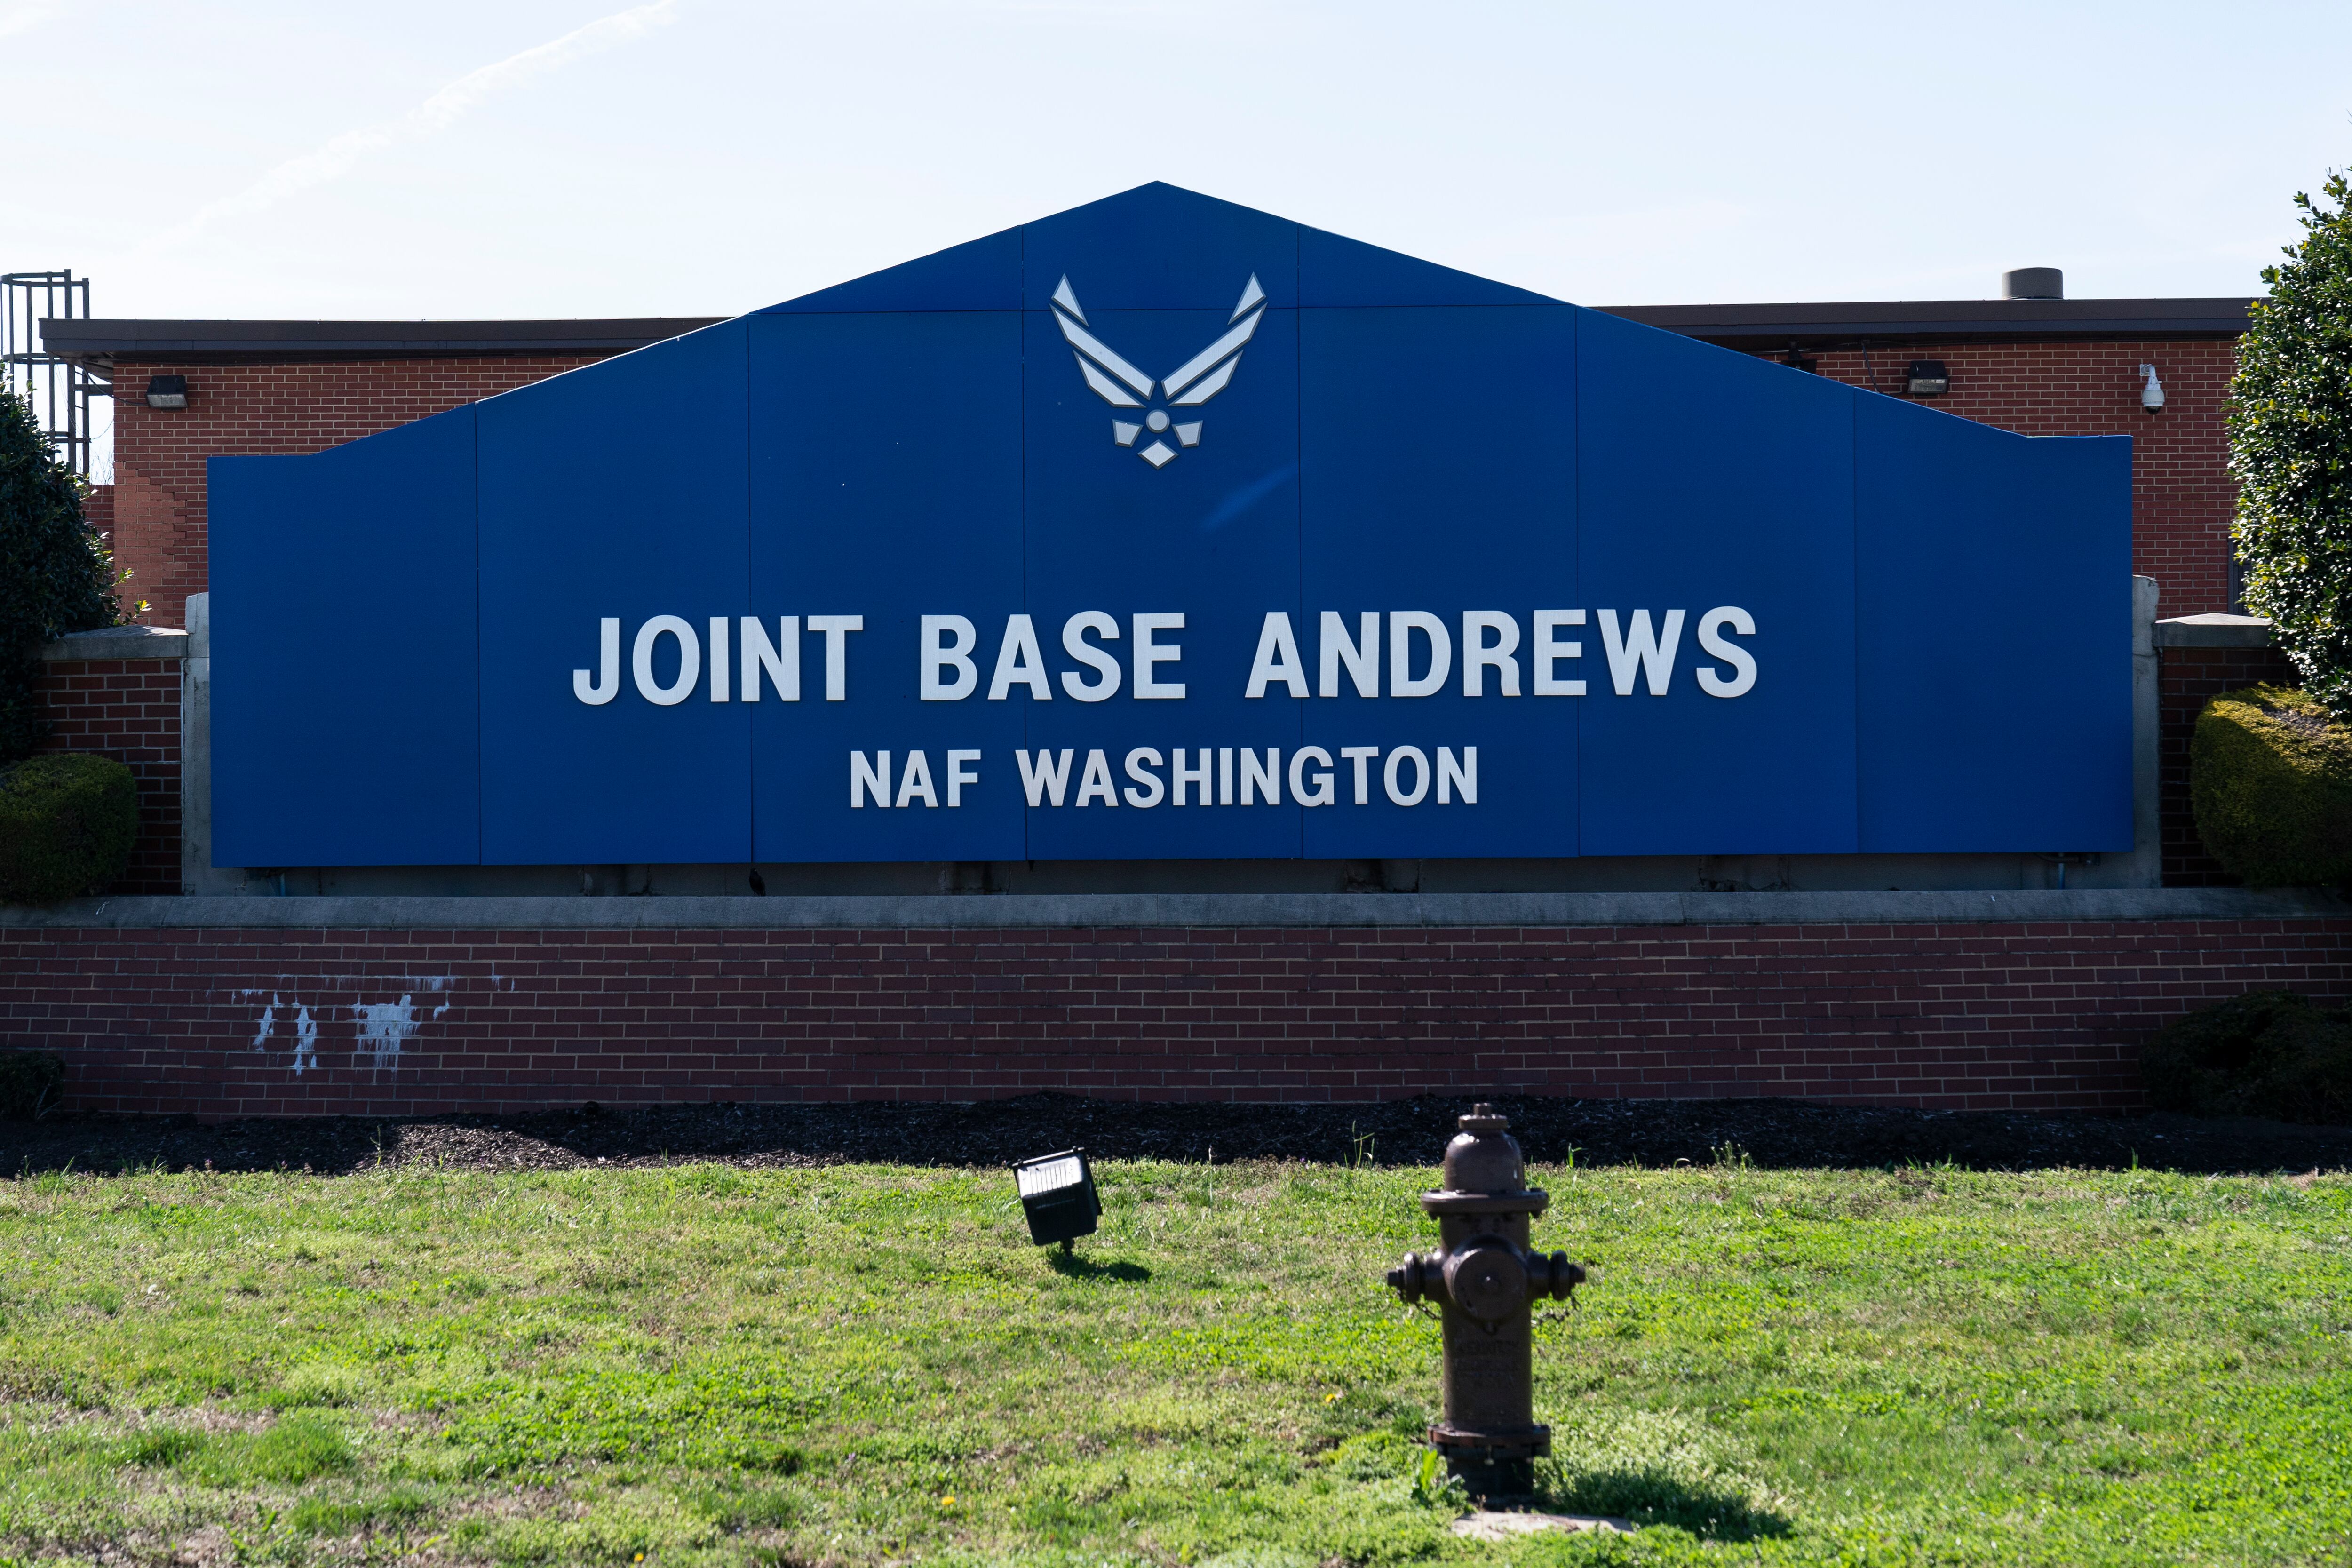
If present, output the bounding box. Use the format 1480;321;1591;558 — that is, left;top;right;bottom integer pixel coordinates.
4;1095;2347;1178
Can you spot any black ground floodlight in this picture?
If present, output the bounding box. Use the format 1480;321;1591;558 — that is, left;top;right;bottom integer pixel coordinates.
1013;1148;1100;1251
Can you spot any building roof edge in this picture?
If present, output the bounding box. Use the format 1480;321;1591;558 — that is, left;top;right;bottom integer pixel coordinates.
43;296;2255;367
38;317;732;366
1598;296;2254;346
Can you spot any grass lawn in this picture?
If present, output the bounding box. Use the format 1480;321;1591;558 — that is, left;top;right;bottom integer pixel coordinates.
0;1152;2346;1567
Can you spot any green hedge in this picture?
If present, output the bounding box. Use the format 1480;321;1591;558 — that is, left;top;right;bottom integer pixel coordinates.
1;389;121;765
2229;167;2352;725
2143;990;2352;1125
0;753;138;903
2189;684;2352;886
0;1050;64;1120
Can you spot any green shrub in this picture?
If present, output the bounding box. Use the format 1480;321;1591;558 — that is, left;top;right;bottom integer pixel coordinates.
0;753;138;903
2190;685;2352;885
2143;990;2352;1125
0;389;120;764
0;1049;64;1120
2142;990;2314;1110
2231;167;2352;723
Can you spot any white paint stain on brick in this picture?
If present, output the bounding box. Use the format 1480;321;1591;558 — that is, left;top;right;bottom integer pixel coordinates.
234;979;457;1075
354;996;421;1072
247;992;318;1074
291;1005;318;1075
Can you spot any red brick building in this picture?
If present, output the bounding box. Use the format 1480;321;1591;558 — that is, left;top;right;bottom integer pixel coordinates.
42;317;719;629
33;279;2281;899
1607;291;2252;619
44;283;2250;632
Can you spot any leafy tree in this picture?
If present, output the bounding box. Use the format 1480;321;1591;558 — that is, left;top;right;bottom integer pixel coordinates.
2232;166;2352;721
0;389;119;764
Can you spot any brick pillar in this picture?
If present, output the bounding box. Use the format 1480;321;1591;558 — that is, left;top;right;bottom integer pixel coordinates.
33;628;191;894
2157;630;2297;886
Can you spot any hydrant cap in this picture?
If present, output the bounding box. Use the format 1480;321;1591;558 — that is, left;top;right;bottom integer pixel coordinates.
1441;1102;1528;1196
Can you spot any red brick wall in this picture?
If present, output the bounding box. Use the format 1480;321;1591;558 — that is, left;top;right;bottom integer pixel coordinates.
5;918;2345;1117
2161;645;2300;886
82;483;116;589
1798;341;2241;616
32;658;182;894
111;355;611;628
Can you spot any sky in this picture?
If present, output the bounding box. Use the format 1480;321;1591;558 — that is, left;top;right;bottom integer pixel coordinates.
4;0;2348;326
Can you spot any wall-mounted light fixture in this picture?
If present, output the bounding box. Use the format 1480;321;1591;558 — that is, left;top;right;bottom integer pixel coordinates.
2140;364;2165;414
144;374;189;410
1905;359;1951;397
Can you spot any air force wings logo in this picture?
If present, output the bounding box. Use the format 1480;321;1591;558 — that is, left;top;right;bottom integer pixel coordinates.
1049;273;1266;467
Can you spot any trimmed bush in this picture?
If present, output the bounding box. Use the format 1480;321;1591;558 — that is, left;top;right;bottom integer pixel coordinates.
0;753;138;903
2143;990;2352;1125
2142;990;2314;1110
2231;167;2352;722
0;389;120;764
0;1050;64;1120
2190;684;2352;886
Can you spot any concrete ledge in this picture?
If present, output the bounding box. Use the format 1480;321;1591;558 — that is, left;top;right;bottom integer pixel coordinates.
36;625;189;661
2155;614;2273;649
3;887;2347;931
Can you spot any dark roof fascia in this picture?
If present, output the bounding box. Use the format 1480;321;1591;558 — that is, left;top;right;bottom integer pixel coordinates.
44;297;2254;368
38;317;731;368
1597;297;2253;350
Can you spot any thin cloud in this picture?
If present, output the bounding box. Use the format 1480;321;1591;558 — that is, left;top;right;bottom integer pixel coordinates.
0;2;64;40
158;0;678;246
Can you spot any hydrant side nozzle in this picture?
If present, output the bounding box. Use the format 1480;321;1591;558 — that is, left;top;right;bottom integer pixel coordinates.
1545;1252;1587;1300
1389;1251;1451;1305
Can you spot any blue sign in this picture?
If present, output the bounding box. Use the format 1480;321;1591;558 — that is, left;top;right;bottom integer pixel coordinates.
209;183;2133;868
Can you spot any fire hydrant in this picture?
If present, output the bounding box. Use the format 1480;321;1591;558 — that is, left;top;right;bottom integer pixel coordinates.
1385;1102;1584;1497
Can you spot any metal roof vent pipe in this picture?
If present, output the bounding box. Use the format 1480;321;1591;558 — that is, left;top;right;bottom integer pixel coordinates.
2003;267;2064;300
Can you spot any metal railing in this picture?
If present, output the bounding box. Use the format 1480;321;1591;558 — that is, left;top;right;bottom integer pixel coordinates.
2;269;101;478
